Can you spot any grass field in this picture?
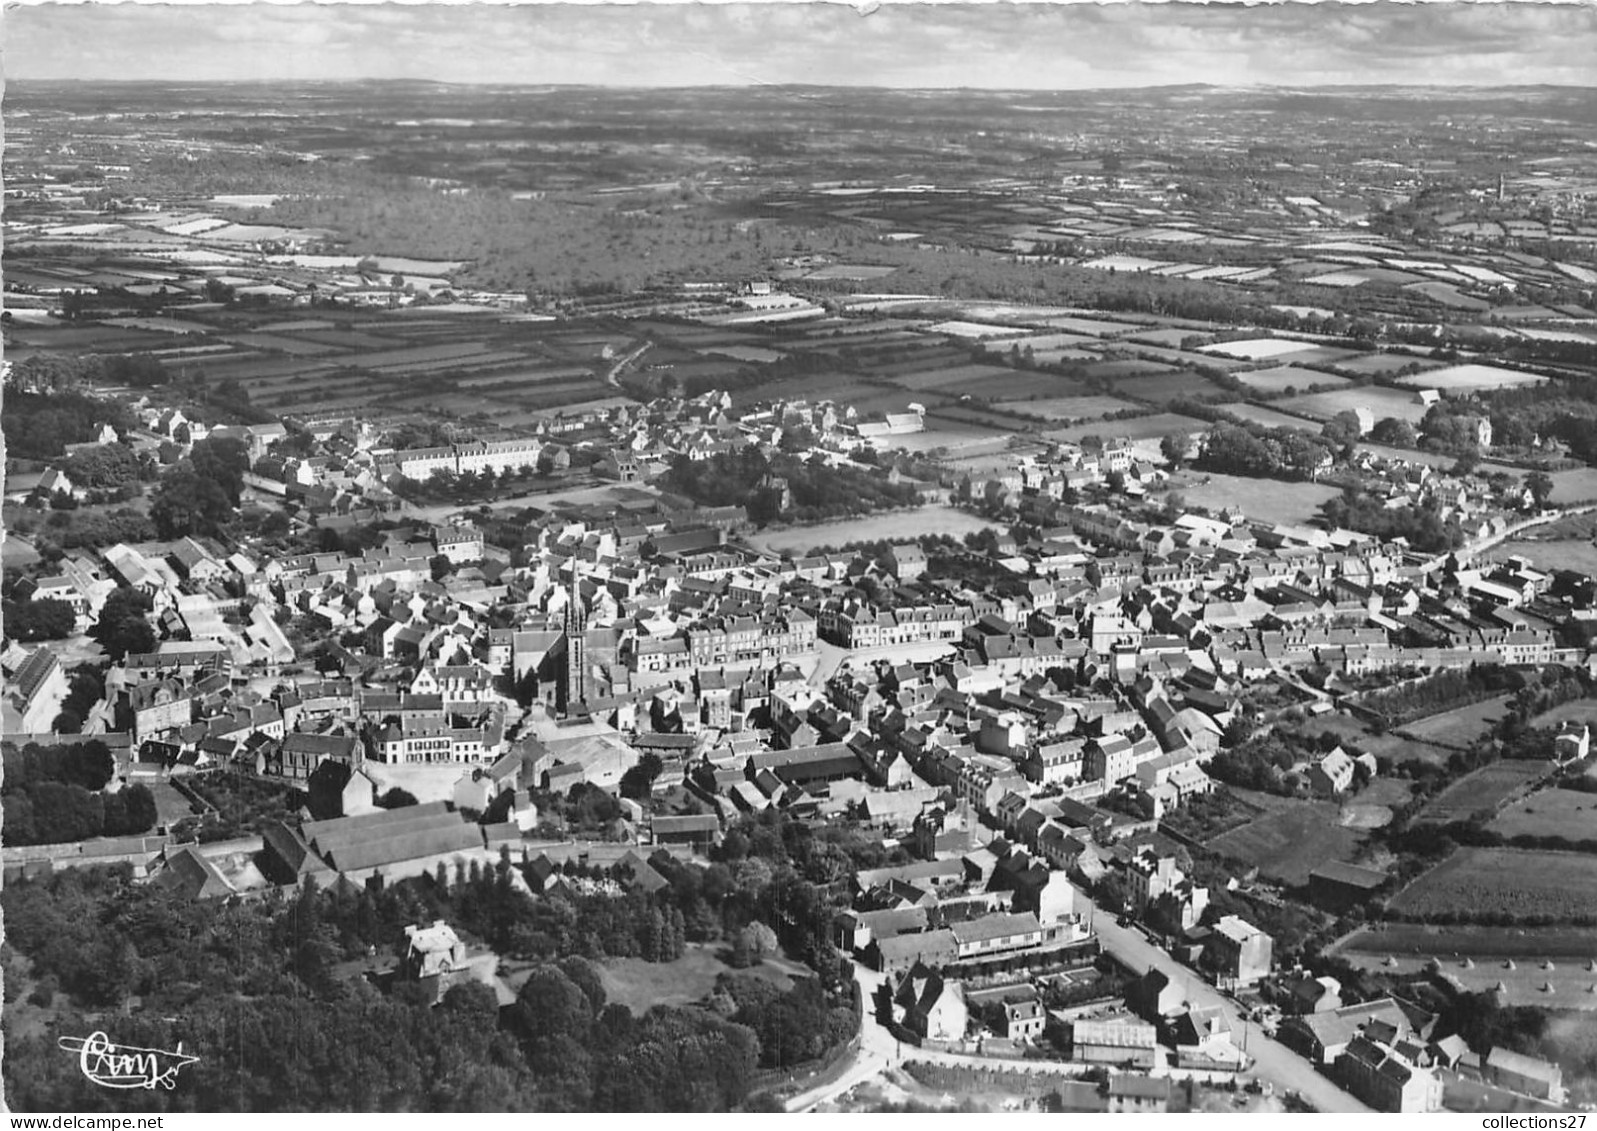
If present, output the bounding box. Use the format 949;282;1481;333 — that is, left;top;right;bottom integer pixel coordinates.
1531;698;1597;730
1497;540;1597;576
1234;365;1352;394
1281;385;1429;425
749;505;998;554
1113;372;1222;405
1390;847;1597;920
1220;404;1319;432
1417;761;1546;825
1489;789;1597;840
1024;395;1143;421
1045;412;1209;444
597;943;807;1014
1401;695;1516;748
1169;471;1340;527
1205;799;1367;886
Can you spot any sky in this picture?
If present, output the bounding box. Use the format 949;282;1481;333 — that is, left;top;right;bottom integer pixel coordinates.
7;1;1597;89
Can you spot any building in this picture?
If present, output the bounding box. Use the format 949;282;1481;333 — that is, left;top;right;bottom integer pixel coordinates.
1279;998;1411;1066
4;648;69;734
895;967;968;1042
1204;915;1273;989
1107;1075;1171;1113
1307;861;1389;914
1071;1014;1158;1069
1484;1048;1564;1102
1336;1034;1443;1113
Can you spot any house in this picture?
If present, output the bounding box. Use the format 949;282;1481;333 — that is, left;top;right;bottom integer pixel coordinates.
1107;1074;1171;1113
1484;1048;1564;1102
651;813;722;851
1279;997;1411;1066
1554;723;1589;764
4;647;69;734
1204;915;1273;988
1308;747;1356;796
895;965;968;1042
1336;1034;1443;1113
150;844;236;901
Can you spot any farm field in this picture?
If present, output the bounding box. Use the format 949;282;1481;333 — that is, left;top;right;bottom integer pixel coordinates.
1488;789;1597;841
1045;411;1209;444
1417;760;1546;825
1396;363;1549;392
1400;694;1516;748
1389;847;1597;921
1205;799;1368;886
1169;471;1339;526
1023;395;1143;421
748;505;999;554
1221;403;1320;432
596;944;807;1015
1549;468;1597;505
1281;384;1430;424
1199;337;1317;362
1530;698;1597;730
1334;352;1445;377
1331;925;1597;1010
1112;372;1222;405
1233;365;1351;394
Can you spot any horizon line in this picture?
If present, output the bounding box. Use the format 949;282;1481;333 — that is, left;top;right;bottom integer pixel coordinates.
10;78;1597;91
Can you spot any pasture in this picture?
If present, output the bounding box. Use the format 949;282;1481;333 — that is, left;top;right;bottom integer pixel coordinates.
1281;385;1429;425
1417;761;1546;825
1198;338;1318;362
749;506;999;554
597;943;808;1015
1169;472;1339;527
1023;395;1143;421
1530;698;1597;730
1045;412;1209;444
1112;372;1222;406
1389;847;1597;921
1400;694;1515;749
1221;404;1320;433
1489;789;1597;840
1397;363;1549;393
1205;799;1367;886
1334;352;1444;377
1233;365;1352;394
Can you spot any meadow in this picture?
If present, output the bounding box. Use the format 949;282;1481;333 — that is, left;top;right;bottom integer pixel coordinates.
1389;847;1597;921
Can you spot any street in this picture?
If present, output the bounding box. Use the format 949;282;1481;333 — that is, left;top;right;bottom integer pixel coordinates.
788;892;1373;1114
1077;889;1373;1114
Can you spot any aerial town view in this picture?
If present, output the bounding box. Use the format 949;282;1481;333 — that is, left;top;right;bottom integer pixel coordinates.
5;0;1597;1116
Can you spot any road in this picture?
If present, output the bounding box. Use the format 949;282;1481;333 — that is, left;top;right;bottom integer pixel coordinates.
1077;890;1373;1114
790;891;1373;1114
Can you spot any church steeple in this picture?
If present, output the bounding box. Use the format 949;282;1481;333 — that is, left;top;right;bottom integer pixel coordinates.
562;563;587;714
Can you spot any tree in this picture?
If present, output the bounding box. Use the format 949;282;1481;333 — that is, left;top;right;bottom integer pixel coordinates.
376;787;418;810
2;598;76;641
150;469;232;538
619;752;664;801
1525;471;1554;509
1159;431;1189;469
1370;417;1417;447
430;554;455;582
91;588;155;661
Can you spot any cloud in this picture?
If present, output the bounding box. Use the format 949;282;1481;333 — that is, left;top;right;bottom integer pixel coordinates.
6;0;1596;87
